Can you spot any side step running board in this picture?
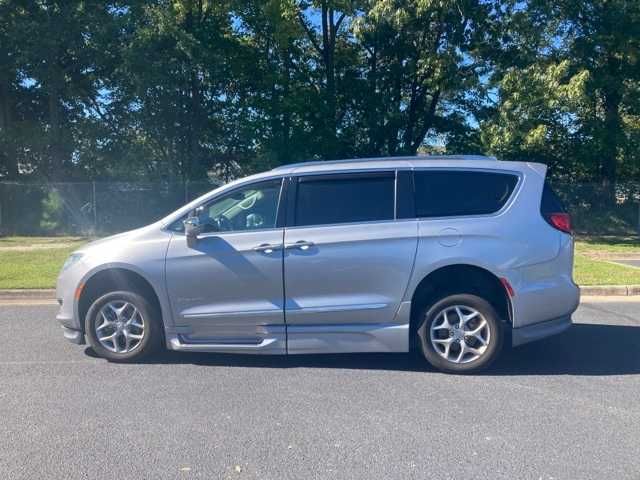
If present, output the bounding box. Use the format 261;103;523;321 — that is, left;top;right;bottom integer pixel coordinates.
166;334;285;354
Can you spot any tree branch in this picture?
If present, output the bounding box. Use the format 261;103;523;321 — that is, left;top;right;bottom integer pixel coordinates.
297;10;323;55
332;12;347;45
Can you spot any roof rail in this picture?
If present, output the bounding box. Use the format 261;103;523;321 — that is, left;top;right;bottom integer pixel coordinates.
422;155;497;161
271;154;496;170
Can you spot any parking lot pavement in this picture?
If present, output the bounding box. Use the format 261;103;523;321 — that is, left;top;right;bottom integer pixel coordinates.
1;300;639;480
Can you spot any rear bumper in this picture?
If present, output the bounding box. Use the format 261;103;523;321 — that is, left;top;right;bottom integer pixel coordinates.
511;315;572;347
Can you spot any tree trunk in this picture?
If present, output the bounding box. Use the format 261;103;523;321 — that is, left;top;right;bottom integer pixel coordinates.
366;43;378;154
601;88;620;188
0;70;18;179
281;44;293;164
321;2;337;158
600;51;622;203
47;80;62;179
410;90;441;153
297;2;347;159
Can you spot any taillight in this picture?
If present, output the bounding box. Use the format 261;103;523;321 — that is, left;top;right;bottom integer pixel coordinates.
546;212;572;234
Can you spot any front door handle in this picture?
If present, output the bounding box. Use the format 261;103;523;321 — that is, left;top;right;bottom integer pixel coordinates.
285;240;315;251
253;243;281;254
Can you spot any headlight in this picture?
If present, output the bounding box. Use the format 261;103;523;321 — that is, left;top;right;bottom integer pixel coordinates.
61;253;84;272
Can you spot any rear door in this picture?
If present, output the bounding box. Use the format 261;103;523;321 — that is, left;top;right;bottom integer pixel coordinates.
283;171;418;353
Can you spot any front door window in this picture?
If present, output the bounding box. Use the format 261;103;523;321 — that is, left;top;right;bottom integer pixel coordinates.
197;179;282;233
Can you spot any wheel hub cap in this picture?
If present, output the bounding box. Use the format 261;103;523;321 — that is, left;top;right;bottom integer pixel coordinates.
95;300;145;354
429;305;491;364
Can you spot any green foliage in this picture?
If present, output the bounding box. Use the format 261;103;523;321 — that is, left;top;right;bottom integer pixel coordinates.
482;0;640;182
481;61;592;174
0;0;638;182
40;189;64;233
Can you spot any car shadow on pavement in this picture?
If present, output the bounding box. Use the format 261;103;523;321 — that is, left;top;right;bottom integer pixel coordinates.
487;323;640;376
84;323;640;376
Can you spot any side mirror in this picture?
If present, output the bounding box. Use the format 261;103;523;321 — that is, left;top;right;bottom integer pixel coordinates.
184;216;201;248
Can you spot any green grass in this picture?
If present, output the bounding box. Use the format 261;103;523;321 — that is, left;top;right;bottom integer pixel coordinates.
573;254;640;286
0;237;87;289
573;235;640;285
1;235;639;289
0;236;86;247
575;236;640;254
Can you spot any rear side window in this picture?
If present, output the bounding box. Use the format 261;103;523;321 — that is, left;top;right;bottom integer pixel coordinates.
540;182;566;214
294;173;395;226
414;170;518;218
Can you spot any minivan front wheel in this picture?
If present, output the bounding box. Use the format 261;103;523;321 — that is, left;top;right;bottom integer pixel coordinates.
417;294;503;373
85;291;161;362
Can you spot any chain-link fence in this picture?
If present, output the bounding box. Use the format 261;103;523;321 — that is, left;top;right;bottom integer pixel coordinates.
551;181;640;236
0;181;216;236
0;180;639;236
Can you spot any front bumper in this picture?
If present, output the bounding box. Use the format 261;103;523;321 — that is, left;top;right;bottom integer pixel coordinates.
57;299;85;344
511;315;572;347
61;326;85;345
56;256;89;342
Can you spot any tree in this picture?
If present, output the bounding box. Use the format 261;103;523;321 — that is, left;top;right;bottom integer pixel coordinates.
0;0;638;185
111;1;244;181
482;0;640;184
0;0;20;179
481;62;592;177
295;0;356;158
350;0;493;156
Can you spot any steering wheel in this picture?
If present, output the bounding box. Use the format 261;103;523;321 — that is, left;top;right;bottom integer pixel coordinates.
213;215;233;232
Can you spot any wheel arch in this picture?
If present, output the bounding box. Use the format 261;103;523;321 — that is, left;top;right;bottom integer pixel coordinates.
408;264;512;351
77;267;165;338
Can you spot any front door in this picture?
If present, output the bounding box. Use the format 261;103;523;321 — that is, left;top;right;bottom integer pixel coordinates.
165;178;286;352
283;172;418;353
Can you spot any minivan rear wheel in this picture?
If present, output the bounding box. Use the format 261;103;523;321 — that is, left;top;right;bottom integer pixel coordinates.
85;291;161;362
417;294;503;373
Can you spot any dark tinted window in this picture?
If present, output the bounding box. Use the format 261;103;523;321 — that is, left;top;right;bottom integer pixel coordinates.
414;170;518;218
295;173;395;226
540;182;566;214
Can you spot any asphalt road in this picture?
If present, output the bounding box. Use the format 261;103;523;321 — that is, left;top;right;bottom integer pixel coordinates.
1;300;639;480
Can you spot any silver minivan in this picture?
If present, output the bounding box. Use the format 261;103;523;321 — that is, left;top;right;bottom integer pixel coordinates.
56;156;580;373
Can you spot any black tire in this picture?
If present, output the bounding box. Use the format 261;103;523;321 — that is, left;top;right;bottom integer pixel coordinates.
417;294;503;373
85;291;162;362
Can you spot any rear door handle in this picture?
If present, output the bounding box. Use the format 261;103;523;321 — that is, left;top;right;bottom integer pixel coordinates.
285;240;314;251
253;243;281;254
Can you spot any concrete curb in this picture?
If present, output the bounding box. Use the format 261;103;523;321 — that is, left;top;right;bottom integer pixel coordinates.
0;289;56;301
582;253;640;260
1;286;640;300
579;285;640;296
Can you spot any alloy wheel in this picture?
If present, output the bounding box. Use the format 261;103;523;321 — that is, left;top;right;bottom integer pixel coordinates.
429;305;491;364
95;301;145;354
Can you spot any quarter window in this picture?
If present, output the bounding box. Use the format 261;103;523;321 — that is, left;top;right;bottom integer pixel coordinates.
414;170;518;218
294;173;395;227
540;182;566;214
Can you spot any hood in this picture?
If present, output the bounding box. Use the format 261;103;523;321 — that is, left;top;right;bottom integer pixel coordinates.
75;223;159;255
